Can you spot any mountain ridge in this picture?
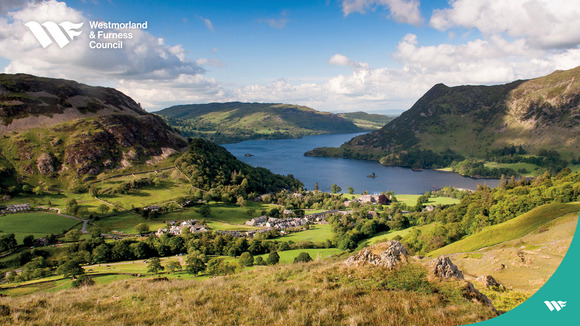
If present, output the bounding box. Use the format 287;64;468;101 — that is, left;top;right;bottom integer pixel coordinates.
155;102;366;144
306;67;580;173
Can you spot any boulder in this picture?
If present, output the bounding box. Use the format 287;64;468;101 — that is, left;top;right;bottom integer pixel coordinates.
462;282;499;315
430;256;464;279
475;275;506;291
345;240;408;269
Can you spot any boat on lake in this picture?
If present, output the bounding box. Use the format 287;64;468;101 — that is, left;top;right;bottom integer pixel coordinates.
367;172;377;178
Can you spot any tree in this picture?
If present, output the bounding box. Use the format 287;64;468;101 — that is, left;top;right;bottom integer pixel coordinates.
186;252;206;275
293;252;313;263
65;229;81;242
93;244;112;263
147;257;164;274
199;204;211;218
71;275;95;288
254;256;266;266
57;259;84;279
238;252;254;267
167;261;182;273
206;258;236;276
347;186;354;194
135;223;150;234
330;184;342;194
97;204;110;215
236;196;247;207
23;235;35;247
266;251;280;265
314;182;319;191
0;234;17;253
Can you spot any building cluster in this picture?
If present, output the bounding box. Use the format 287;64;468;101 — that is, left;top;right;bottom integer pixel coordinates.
216;228;273;238
344;194;390;207
0;203;32;214
155;219;208;237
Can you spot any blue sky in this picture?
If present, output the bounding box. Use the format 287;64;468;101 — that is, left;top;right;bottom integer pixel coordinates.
1;0;579;113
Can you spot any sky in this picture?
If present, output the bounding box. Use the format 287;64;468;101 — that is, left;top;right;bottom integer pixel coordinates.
1;0;580;114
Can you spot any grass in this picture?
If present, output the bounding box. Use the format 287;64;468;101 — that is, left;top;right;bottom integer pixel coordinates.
429;202;580;256
255;248;344;264
0;258;498;325
484;162;540;176
395;195;460;206
98;178;193;209
96;212;166;234
360;223;439;249
275;224;334;243
0;213;80;243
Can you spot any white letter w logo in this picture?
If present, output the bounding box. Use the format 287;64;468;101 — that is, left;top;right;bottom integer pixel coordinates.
25;21;83;48
544;301;566;311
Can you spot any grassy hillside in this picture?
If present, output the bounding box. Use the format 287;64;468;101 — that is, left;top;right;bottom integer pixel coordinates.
156;102;365;143
337;111;394;130
0;257;497;325
307;67;580;176
429;202;580;256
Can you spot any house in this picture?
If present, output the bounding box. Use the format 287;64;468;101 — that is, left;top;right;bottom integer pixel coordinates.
245;216;268;226
144;205;160;212
282;209;293;216
424;205;435;212
34;238;49;246
155;228;168;237
3;203;32;213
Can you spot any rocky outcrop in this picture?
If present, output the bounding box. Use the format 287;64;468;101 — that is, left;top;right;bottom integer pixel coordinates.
345;240;408;269
36;153;56;175
430;256;464;279
429;256;498;315
476;275;506;291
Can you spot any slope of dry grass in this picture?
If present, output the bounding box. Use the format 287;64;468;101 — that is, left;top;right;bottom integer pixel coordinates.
0;259;498;325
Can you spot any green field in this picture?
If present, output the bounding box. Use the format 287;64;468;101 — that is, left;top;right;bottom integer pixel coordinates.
360;222;440;249
484;162;541;176
276;224;334;243
395;195;460;206
96;212;166;234
255;248;344;264
0;213;80;243
99;178;193;209
429;202;580;256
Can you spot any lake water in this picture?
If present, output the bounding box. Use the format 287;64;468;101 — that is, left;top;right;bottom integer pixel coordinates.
223;133;499;195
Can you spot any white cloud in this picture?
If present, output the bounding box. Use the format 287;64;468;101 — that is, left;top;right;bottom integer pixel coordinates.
430;0;580;49
258;11;289;29
341;0;424;26
329;54;369;70
0;0;224;111
199;16;214;32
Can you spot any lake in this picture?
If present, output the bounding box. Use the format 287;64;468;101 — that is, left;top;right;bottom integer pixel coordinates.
223;133;499;194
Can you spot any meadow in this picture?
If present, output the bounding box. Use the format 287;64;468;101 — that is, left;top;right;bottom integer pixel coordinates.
429;202;580;256
0;212;80;243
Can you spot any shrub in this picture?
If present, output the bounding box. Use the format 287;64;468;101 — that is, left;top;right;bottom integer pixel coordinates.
266;252;280;265
293;252;313;263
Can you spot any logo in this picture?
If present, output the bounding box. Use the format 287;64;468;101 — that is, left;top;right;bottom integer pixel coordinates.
25;21;83;48
544;300;567;311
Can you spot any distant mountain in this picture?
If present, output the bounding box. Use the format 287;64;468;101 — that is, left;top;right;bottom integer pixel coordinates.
0;74;302;195
307;67;580;174
337;111;395;130
155;102;365;144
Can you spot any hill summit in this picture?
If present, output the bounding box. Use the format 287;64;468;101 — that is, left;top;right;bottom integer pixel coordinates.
0;74;187;187
306;66;580;173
